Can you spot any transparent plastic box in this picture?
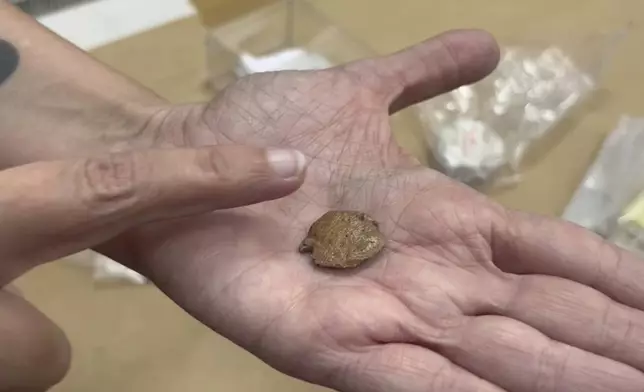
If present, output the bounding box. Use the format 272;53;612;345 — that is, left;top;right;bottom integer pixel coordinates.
205;0;373;91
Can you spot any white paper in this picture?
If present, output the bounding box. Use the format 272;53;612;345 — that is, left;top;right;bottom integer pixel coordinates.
236;48;333;75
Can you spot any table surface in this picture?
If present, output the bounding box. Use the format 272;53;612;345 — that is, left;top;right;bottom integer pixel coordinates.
17;1;644;391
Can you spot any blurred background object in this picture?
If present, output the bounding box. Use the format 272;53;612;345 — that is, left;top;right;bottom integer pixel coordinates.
611;191;644;259
10;0;93;16
202;0;372;90
35;0;196;50
192;0;274;26
417;32;628;188
564;116;644;236
563;116;644;257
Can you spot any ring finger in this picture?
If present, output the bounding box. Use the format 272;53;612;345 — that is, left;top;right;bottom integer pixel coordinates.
440;315;644;392
499;274;644;373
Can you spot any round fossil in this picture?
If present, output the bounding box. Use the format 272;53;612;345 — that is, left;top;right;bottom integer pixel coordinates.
299;211;385;269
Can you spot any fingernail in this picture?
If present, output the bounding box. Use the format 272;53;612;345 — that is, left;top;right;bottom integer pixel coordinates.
267;149;308;179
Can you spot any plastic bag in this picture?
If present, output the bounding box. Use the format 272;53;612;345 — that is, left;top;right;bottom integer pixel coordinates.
416;33;623;187
563;116;644;237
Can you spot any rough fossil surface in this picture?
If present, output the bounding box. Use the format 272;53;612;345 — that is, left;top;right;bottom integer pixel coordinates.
299;211;386;269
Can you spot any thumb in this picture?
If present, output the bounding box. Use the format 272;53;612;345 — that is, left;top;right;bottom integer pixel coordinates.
0;290;70;391
0;145;307;277
347;29;500;114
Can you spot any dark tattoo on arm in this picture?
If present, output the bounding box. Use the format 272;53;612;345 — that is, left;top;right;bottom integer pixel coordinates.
0;39;19;86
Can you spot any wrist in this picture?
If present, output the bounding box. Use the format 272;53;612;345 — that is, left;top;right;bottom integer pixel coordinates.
0;2;171;167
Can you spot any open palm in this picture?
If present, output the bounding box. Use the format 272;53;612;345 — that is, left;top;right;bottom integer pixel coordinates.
110;30;644;392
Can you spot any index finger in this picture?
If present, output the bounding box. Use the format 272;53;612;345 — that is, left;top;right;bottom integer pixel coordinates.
0;289;70;390
0;146;305;284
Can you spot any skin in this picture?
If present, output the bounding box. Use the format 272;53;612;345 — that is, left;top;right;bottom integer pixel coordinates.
99;33;644;392
0;3;305;390
2;2;644;390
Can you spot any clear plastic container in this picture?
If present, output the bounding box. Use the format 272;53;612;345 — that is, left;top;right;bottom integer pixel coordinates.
205;0;373;91
563;116;644;237
610;191;644;258
611;221;644;258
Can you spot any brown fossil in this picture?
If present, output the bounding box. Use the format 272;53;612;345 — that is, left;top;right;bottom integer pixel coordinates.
299;211;385;269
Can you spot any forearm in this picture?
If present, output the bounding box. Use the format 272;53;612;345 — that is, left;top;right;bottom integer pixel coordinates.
0;1;166;168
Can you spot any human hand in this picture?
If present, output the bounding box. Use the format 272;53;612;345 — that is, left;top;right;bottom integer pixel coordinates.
104;29;644;391
0;144;306;390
